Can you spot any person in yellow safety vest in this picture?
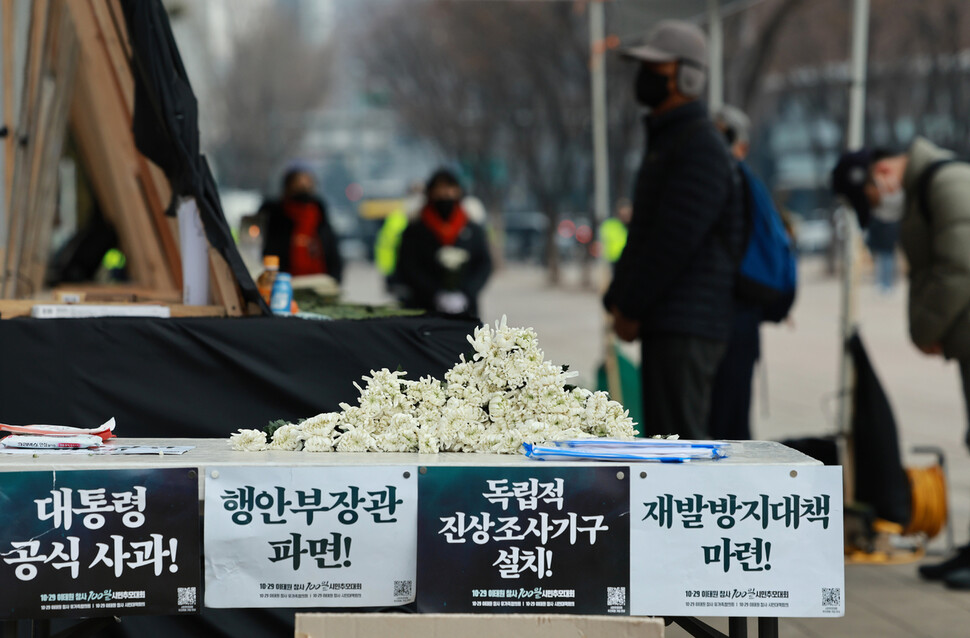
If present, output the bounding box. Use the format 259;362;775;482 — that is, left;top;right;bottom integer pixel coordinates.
101;248;127;281
600;198;632;265
375;210;409;276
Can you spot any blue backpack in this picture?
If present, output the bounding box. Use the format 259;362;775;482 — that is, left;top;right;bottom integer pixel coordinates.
734;162;797;323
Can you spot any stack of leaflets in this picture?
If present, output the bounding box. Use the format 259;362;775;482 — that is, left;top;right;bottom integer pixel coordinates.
522;438;729;462
0;417;116;449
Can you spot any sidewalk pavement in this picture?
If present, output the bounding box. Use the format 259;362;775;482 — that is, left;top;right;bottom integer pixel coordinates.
343;257;970;636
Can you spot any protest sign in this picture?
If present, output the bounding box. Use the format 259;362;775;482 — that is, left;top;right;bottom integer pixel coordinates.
417;466;630;615
204;465;417;608
0;468;200;619
630;465;844;617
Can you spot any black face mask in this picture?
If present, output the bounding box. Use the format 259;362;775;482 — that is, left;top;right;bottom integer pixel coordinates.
288;191;315;204
432;198;458;219
635;65;670;109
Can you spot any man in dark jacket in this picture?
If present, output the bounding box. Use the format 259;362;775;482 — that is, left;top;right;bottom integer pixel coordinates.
396;169;492;317
604;21;745;439
261;168;343;282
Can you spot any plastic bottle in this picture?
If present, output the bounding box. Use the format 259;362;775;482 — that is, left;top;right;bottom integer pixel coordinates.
269;273;293;316
257;255;279;304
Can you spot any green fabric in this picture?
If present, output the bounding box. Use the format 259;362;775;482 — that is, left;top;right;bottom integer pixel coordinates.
900;138;970;358
596;344;644;436
375;211;409;275
600;217;628;263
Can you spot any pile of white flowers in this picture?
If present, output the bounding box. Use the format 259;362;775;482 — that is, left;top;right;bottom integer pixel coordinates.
230;317;639;454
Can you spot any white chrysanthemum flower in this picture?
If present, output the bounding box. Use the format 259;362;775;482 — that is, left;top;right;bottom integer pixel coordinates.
304;435;335;452
270;424;305;451
300;412;341;437
334;427;378;452
229;428;269;451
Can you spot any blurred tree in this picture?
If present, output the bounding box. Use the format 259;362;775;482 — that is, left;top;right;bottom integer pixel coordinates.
208;4;333;190
361;0;640;284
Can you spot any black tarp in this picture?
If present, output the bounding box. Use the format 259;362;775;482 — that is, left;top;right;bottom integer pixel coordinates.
119;0;266;313
848;332;912;525
781;332;912;526
0;315;477;436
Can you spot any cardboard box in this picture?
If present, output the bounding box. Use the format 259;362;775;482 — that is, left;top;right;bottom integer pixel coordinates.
295;613;664;638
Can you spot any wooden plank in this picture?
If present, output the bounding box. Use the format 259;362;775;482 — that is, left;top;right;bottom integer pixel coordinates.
208;246;243;316
66;0;177;294
89;0;182;288
53;283;182;304
21;3;78;294
2;0;15;219
2;0;47;297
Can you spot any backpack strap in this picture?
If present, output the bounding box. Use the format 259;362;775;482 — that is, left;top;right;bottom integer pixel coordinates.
916;159;956;223
712;158;751;265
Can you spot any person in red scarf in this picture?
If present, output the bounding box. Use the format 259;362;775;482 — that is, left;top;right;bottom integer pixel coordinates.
396;169;492;316
261;168;343;281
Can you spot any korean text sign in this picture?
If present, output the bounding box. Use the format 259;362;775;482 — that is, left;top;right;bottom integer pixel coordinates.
417;466;630;614
630;465;844;617
204;465;417;607
0;468;200;619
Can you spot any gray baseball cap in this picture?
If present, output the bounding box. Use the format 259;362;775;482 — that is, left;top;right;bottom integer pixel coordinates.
621;20;708;68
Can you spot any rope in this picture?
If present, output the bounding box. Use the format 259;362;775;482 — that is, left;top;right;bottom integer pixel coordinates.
904;465;948;539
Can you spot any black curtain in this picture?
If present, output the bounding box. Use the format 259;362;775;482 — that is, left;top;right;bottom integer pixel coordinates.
0;315;477;437
119;0;267;313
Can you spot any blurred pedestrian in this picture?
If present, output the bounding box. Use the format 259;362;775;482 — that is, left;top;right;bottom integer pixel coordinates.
836;138;970;589
396;169;492;317
600;198;632;269
833;149;902;292
261;167;343;281
707;105;797;440
603;21;745;439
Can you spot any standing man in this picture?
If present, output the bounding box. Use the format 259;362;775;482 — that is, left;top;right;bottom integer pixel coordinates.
835;138;970;589
604;21;745;439
708;105;798;440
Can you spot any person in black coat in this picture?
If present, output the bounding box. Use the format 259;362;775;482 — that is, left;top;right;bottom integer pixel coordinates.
261;168;343;282
604;21;745;439
395;169;492;317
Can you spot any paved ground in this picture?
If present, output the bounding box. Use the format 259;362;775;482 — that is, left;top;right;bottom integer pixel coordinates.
343;257;970;636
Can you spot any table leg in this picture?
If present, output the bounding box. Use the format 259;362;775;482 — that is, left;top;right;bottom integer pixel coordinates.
757;617;779;638
30;620;50;638
729;617;748;638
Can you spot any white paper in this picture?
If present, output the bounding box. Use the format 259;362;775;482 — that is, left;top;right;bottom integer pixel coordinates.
204;465;417;608
30;305;171;319
630;465;844;617
177;197;209;306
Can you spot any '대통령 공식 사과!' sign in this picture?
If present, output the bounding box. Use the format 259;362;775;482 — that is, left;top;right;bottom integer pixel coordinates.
203;465;418;608
0;468;201;619
630;464;844;617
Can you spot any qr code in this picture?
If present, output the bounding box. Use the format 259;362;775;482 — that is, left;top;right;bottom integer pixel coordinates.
394;580;413;598
177;587;197;607
607;587;626;607
822;587;841;607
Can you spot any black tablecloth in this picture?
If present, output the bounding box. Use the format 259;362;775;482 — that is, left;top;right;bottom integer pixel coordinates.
0;314;477;437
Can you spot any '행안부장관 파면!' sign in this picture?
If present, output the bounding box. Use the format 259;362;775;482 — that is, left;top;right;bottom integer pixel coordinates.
203;465;418;608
